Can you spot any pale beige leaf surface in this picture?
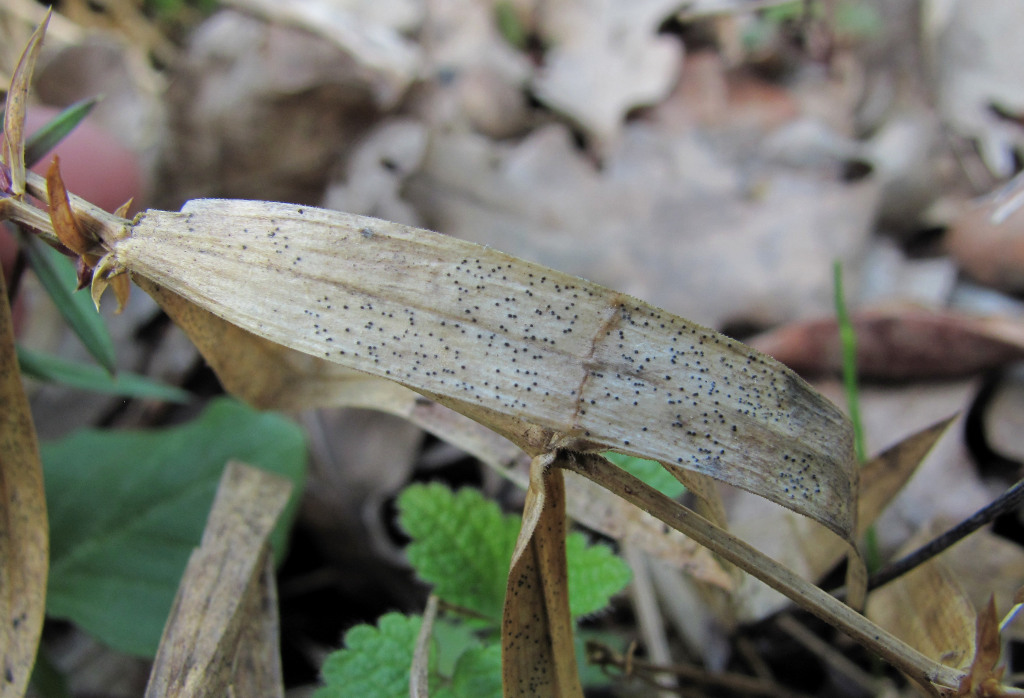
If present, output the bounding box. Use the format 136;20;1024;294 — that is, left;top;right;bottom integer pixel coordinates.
144;461;291;698
865;551;977;680
112;198;857;541
140;275;730;582
532;0;686;145
730;417;954;623
0;249;48;698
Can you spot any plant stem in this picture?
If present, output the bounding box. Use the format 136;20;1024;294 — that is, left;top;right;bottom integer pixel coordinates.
561;451;965;692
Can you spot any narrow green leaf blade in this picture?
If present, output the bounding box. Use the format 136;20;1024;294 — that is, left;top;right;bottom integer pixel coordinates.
315;613;425;698
20;232;116;373
603;452;687;498
17;344;190;403
43;398;306;656
23;98;98;167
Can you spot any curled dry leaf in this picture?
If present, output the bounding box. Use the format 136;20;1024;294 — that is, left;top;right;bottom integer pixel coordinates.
0;250;48;698
1;7;50;197
749;306;1024;380
144;461;291;698
503;454;581;698
865;548;977;692
100;199;857;544
731;417;955;623
139;275;732;586
946;174;1024;293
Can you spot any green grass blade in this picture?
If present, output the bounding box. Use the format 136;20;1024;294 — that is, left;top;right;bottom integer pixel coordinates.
833;260;879;570
17;344;190;403
832;261;866;464
20;232;116;373
23;98;98;167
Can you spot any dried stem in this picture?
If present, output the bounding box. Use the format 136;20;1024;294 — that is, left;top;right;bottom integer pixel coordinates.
559;451;965;694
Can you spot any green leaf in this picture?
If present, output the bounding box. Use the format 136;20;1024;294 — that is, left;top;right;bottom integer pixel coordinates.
445;644;502;698
398;483;630;622
23;97;98;167
397;483;520;621
20;232;116;373
315;613;426;698
566;531;631;618
17;344;190;403
604;452;686;498
43;398;306;657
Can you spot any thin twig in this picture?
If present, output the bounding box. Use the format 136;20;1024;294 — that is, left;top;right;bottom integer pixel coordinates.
866;478;1024;593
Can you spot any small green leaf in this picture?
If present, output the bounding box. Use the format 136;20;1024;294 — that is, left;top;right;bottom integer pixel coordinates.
17;344;190;403
398;483;630;622
43;398;306;656
23;98;98;167
20;232;116;373
566;532;631;618
604;452;686;498
397;483;520;621
445;644;502;698
315;613;426;698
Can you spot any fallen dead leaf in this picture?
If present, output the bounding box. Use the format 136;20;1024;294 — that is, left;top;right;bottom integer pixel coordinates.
144;461;291;698
946;174;1024;293
503;455;581;697
750;306;1024;380
532;0;686;146
0;253;49;698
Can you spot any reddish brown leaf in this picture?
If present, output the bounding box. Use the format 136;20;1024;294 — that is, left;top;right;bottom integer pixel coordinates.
46;155;98;260
750;306;1024;380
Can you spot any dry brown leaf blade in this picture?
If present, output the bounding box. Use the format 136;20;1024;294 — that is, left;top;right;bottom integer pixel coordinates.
113;199;856;543
0;246;48;698
144;461;292;698
502;454;582;698
865;545;977;689
562;451;965;693
2;8;51;197
45;155;97;262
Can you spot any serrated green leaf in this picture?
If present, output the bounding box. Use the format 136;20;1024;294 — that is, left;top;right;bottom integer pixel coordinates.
398;483;629;623
397;483;520;621
604;452;686;498
566;532;631;618
23;98;98;167
446;644;503;698
43;397;306;656
315;613;427;698
432;618;484;677
17;344;190;403
20;232;116;373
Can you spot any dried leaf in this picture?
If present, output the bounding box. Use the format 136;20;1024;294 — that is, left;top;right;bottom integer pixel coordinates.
138;277;726;582
750;306;1024;380
946;174;1024;292
562;452;965;693
113;199;856;544
732;417;956;623
2;8;51;196
0;247;48;698
144;461;291;697
46;155;98;261
532;0;684;145
502;454;582;697
865;552;977;681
